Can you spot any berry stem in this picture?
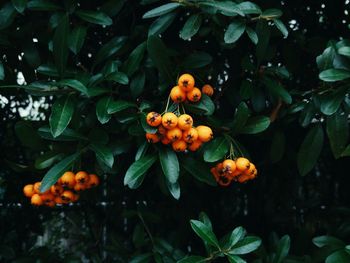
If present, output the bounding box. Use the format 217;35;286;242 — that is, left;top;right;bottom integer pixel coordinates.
164;95;171;113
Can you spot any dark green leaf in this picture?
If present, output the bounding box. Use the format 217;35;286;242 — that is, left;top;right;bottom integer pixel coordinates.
274;235;291;263
166;181;180;200
319;87;348;115
256;20;270;64
319;69;350;82
190;220;220;249
0;61;4;80
159;147;179;184
76;10;113;25
40;153;80;192
263;77;292;104
69;26;87;54
107;100;136;114
53;14;69;77
338;46;350;57
35;151;64;170
27;0;60;11
38;126;86;141
224;21;246;44
49;95;75;137
326;113;348;158
317;46;336;71
100;0;125;17
185;94;215;116
261;9;282;19
143;3;180;18
130;71;146;98
312;236;345;248
0;4;16;30
297;125;324;176
227;255;247;263
130;253;152;263
96;96;112;124
246;27;258;45
180;14;202;40
135;141;149;161
326;250;350;263
241;116;270;134
89;143;114;168
200;1;243;16
229;236;261;255
237;1;261;14
226;227;246;249
177;256;207;263
106;71;129;84
148;12;177;36
181;52;212;69
12;0;27;13
274;19;288;38
230;102;250;132
341;144;350;157
124;155;157;189
59;79;88;95
122;42;146;76
203;137;229;162
15;121;45;149
181;157;217;186
94;36;127;66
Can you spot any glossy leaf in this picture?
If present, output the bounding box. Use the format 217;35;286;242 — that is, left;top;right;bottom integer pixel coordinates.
89;143;114;168
227;255;247;263
185;94;215;115
261;9;282;19
181;157;217;186
326;113;349;158
166;181;180;200
122;42;146;76
12;0;27;13
274;19;288;38
69;26;87;54
76;10;113;25
49;95;75;138
27;0;60;11
241;116;270;134
178;256;207;263
124;155;157;189
130;71;146;98
274;235;291;263
96;96;112;124
53;14;69;76
326;250;350;263
35;151;64;170
224;21;246;44
58;79;88;95
159;147;179;184
246;27;258;45
94;36;127;66
203;137;229;162
148;12;177;36
180;14;202;40
181;52;212;69
106;71;129;84
319;68;350;82
143;3;180;18
313;236;345;248
229;236;262;255
0;61;4;80
190;220;220;249
107;100;136;114
237;1;261;14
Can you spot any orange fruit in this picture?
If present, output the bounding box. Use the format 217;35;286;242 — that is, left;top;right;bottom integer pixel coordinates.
162;112;178;129
74;183;86;191
210;167;220;181
236;157;250;172
75;171;90;184
23;184;35;198
188;140;202;151
178;114;193;130
146;112;162;127
217;175;231;187
183;127;198;143
202;84;214;96
31;194;43;206
167;127;183;142
187;87;201;102
172;140;187;152
161;137;171;145
158;125;167;135
50;184;63;196
222;159;236;174
146;133;160;143
60;171;76;188
196;126;213;142
61;190;75;202
245;163;256;176
88;174;100;188
40;193;55;203
237;174;250;183
71;193;80;202
178;73;195;92
54;196;66;204
170;86;186;103
45;200;56;207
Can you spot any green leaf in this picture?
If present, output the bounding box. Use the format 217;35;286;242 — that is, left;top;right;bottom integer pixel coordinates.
159;147;179;184
130;71;146;98
0;4;16;30
338;46;350;57
203;137;229;162
256;20;270;64
106;71;129;84
167;181;181;200
274;235;290;263
184;94;215;115
246;27;258;45
181;52;212;69
38;126;86;141
326;250;350;263
122;42;146;76
319;69;350;82
0;61;4;80
263;77;292;104
96;96;112;124
124;155;157;189
177;256;207;263
107;100;136;114
270;131;285;163
229;236;261;255
226;227;246;249
181;157;216;186
297;125;324;176
89;143;114;168
341;144;350;157
241;116;270;134
49;95;75;138
69;26;87;54
237;1;261;14
200;1;243;17
230;102;250;132
58;79;89;95
130;253;153;263
27;0;60;11
180;14;202;40
148;12;177;36
53;14;69;77
227;255;247;263
312;236;345;248
319;87;348;115
12;0;27;13
94;36;127;66
76;10;113;25
261;9;282;19
190;220;220;249
274;19;288;38
143;3;180;18
135;141;149;161
40;153;81;192
15;121;45;149
317;46;336;71
35;151;64;170
224;21;246;44
326;113;348;158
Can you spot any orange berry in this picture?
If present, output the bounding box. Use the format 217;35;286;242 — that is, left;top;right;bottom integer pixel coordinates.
210;167;220;181
33;182;41;194
50;184;63;196
178;73;195;92
162;112;178;129
216;162;224;175
237;174;251;183
54;196;66;204
187;87;201;102
45;200;56;207
71;193;80;202
236;157;250;172
196;126;213;142
202;84;214;97
183;127;198;143
161;137;171;145
188;140;202;151
146;133;160;143
60;171;76;188
74;183;87;192
31;194;43;206
230;169;242;179
172;140;187;152
40;193;55;203
158;125;167;135
61;190;75;202
167;127;183;142
222;159;236;174
170;85;187;103
88;174;100;188
245;163;256;176
146;112;162;127
23;184;35;198
217;175;231;187
178;114;193;130
75;171;90;184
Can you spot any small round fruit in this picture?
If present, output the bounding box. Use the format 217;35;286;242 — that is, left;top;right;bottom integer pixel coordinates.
146;112;162;127
75;171;90;184
178;73;195;92
183;128;198;143
178;114;193;130
88;174;100;188
74;183;86;192
172;140;187;152
170;86;187;103
33;182;41;194
61;190;75;202
45;200;56;207
50;184;63;196
40;193;55;203
146;133;160;143
222;159;236;174
188;140;202;151
196;126;213;142
202;84;214;96
167;127;183;142
187;87;201;102
236;157;250;172
158;125;167;135
31;194;43;206
71;193;80;202
23;184;35;198
237;174;250;183
245;163;256;176
60;171;76;188
217;176;231;187
54;196;65;204
161;137;171;145
210;167;220;181
216;162;224;175
162;112;178;130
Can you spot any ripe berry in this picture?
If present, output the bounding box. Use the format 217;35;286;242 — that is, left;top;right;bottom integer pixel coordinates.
60;171;76;188
61;190;75;202
31;194;43;206
178;73;195;92
146;133;160;143
178;114;193;130
222;159;236;174
162;112;178;129
196;126;213;142
167;127;182;142
158;125;167;135
236;157;250;172
75;171;90;184
172;140;187;152
237;174;250;183
23;184;35;198
40;193;55;203
161;137;171;145
170;86;186;103
188;140;202;151
183;128;198;143
187;87;201;102
74;183;86;192
202;84;214;96
88;174;100;188
146;112;162;127
50;184;63;196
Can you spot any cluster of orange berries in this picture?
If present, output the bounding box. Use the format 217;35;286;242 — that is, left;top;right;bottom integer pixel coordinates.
23;171;100;207
211;157;258;187
170;73;214;103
